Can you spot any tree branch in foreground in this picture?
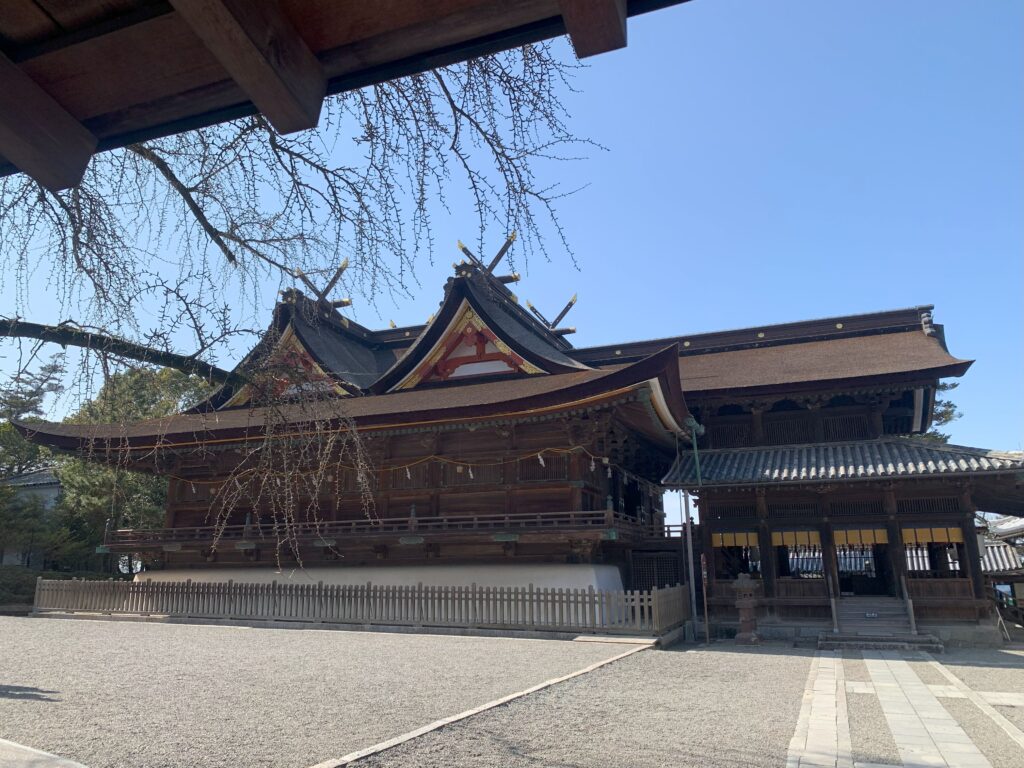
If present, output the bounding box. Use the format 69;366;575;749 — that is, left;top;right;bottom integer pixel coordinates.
0;317;238;385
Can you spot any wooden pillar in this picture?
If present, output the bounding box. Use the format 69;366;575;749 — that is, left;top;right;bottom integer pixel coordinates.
756;489;776;599
869;398;886;438
883;487;909;598
700;497;715;592
808;401;825;442
750;403;766;445
959;487;985;600
568;453;583;511
819;515;840;599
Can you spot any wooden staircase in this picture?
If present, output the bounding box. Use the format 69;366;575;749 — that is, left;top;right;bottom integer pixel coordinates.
817;595;944;652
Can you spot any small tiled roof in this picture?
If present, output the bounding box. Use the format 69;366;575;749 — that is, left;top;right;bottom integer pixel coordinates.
662;438;1024;487
981;541;1023;574
989;516;1024;540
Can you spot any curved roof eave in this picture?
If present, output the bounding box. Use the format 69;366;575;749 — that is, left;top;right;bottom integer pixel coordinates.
11;346;688;454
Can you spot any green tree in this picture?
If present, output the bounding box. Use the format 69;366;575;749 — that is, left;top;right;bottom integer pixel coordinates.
920;382;962;443
0;357;64;566
55;368;214;571
0;356;64;479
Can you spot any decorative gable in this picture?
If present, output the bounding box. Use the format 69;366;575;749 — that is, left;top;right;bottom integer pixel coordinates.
396;303;544;390
221;324;348;408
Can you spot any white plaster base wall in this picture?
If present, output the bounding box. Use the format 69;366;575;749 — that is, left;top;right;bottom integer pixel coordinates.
135;563;625;591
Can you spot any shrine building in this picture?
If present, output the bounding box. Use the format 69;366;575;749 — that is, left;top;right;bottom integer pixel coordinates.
16;253;1024;642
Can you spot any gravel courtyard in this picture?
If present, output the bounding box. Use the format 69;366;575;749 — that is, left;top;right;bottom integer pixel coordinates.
0;616;630;768
357;644;814;768
3;617;1023;768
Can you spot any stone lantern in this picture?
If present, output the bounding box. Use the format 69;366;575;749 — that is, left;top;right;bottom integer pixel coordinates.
732;572;762;645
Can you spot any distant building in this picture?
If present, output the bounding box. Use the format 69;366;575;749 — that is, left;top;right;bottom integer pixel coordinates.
1;467;61;567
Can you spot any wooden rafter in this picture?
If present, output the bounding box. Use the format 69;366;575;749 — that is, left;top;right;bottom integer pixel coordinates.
0;51;96;191
558;0;627;58
168;0;326;134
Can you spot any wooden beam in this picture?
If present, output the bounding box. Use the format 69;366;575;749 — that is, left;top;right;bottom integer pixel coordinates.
558;0;628;58
0;51;96;191
169;0;326;134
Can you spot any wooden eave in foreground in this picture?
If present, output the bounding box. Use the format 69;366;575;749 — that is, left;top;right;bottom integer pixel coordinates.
0;0;691;190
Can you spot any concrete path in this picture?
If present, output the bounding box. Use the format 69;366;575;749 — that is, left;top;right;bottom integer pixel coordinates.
788;650;1024;768
0;738;86;768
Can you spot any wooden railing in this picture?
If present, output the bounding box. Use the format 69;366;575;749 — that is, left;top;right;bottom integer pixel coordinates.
992;588;1023;628
106;509;674;548
33;578;688;636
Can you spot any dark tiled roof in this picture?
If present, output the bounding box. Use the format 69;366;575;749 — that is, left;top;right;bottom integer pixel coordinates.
371;271;589;392
290;309;399;390
662;438;1024;487
989;516;1024;540
981;541;1023;574
1;467;59;488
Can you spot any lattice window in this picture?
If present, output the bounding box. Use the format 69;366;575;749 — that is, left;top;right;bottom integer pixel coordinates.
764;417;814;445
766;501;818;519
707;421;751;449
705;503;757;521
441;461;504;486
517;454;568;481
830;499;884;517
822;414;872;441
897;497;960;515
632;554;681;590
390;461;431;489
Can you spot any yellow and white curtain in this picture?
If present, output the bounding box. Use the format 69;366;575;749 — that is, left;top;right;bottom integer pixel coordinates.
833;528;888;546
901;527;963;545
711;531;758;547
770;530;821;547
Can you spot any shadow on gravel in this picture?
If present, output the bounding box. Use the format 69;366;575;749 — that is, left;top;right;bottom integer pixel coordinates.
0;684;60;702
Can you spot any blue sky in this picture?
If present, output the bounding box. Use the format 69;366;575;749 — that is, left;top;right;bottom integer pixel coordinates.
2;0;1021;452
388;0;1022;451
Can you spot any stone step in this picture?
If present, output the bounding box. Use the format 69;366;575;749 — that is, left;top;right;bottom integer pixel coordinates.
817;632;944;653
840;627;914;636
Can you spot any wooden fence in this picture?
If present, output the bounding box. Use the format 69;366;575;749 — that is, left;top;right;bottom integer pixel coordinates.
33;578;688;636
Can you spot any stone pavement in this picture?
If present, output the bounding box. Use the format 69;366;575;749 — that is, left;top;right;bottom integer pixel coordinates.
787;650;1024;768
0;738;87;768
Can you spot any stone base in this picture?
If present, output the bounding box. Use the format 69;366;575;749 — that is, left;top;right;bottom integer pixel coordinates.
918;619;1005;648
715;617;1005;648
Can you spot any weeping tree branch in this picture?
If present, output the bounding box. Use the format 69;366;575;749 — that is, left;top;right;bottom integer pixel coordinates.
126;143;237;266
0;317;239;385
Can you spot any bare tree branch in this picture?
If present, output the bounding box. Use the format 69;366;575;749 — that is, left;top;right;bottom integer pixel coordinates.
0;317;238;385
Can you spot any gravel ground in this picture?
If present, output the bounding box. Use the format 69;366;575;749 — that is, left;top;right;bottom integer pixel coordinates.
905;658;948;686
938;649;1024;693
847;692;901;766
840;652;869;682
939;698;1024;768
995;705;1024;733
357;643;814;768
0;616;629;768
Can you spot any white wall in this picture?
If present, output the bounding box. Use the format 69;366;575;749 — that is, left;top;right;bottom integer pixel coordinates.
136;563;624;591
